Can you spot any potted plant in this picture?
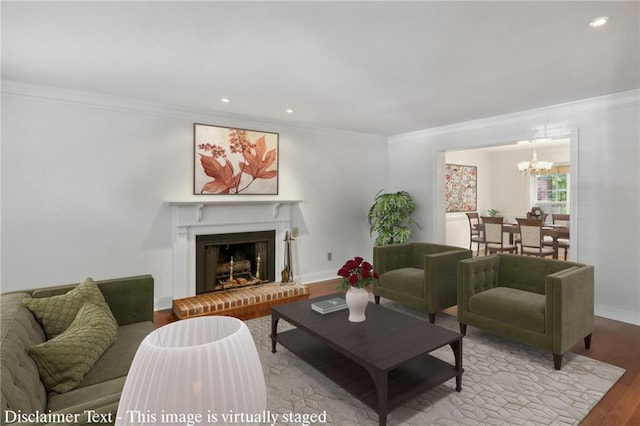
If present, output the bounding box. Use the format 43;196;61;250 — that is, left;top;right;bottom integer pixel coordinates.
488;209;500;217
368;190;420;246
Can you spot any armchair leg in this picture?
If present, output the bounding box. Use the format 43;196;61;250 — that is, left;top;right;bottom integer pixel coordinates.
459;323;467;336
553;353;563;370
374;295;380;304
584;333;592;349
428;312;435;324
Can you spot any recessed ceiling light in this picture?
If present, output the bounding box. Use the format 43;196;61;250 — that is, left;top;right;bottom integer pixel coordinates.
589;16;608;27
220;98;231;103
285;108;295;114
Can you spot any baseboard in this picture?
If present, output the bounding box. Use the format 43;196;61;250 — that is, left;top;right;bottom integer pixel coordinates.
595;303;640;326
297;270;337;285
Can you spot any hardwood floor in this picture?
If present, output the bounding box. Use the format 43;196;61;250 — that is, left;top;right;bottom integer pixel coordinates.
154;279;640;425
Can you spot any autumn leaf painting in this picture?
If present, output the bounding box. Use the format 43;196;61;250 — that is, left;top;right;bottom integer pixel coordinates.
194;124;278;195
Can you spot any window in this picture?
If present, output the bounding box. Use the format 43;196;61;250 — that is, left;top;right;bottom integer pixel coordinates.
531;166;569;216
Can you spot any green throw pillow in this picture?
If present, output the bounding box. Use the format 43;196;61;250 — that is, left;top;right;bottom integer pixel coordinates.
28;302;118;393
23;277;116;339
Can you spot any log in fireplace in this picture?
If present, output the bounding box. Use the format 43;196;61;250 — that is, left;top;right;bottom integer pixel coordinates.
195;231;276;294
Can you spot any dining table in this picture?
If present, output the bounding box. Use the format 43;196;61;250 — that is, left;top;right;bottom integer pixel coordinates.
475;222;569;260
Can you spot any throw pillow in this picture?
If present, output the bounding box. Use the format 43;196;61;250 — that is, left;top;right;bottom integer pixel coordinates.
23;277;116;339
28;301;118;393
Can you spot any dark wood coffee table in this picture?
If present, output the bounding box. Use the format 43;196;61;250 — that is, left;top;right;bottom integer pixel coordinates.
270;294;463;426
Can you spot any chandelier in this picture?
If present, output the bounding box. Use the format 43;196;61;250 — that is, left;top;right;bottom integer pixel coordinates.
517;143;553;175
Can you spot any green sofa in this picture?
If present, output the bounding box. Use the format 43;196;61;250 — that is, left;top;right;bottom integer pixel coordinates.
457;254;594;370
1;275;155;425
373;242;472;323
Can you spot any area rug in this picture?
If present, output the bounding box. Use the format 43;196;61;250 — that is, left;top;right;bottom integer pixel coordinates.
245;301;625;426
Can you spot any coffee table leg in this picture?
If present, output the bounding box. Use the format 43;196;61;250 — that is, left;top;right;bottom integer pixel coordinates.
449;339;463;392
270;314;280;353
370;369;388;426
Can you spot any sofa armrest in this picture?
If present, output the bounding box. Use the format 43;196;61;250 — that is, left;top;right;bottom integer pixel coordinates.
373;244;411;274
457;255;500;318
424;249;472;309
545;265;594;354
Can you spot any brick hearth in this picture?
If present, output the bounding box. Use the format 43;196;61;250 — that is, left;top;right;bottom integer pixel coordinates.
172;282;310;320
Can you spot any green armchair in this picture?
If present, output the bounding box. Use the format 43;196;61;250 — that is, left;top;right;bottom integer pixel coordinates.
373;242;472;323
457;254;594;370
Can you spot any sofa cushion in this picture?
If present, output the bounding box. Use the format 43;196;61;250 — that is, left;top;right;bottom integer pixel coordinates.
469;287;545;333
28;302;118;393
379;268;424;298
23;277;116;339
77;321;155;388
47;376;125;414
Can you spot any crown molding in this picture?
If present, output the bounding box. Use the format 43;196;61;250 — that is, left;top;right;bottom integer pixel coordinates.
4;80;635;143
1;80;195;117
0;80;385;142
389;89;640;142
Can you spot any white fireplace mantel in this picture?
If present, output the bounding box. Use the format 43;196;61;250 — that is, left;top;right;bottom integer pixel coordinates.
167;200;301;299
166;200;302;222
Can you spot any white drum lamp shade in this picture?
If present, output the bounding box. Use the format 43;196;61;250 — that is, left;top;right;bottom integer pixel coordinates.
115;316;266;426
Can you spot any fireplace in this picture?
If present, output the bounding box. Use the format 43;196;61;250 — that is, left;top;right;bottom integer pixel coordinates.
168;200;299;302
195;231;276;294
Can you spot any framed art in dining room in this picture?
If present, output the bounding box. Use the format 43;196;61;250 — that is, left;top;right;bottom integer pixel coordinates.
445;163;477;212
194;123;279;195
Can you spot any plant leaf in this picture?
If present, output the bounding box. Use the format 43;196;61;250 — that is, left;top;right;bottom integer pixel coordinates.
241;136;277;180
199;154;239;193
201;181;230;194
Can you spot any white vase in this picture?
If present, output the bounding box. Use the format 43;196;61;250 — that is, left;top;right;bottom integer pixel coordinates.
345;287;369;322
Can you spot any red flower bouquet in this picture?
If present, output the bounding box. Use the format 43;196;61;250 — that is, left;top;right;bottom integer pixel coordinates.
337;257;380;291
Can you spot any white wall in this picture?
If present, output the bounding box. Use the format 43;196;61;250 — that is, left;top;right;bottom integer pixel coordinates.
1;82;387;308
389;90;640;325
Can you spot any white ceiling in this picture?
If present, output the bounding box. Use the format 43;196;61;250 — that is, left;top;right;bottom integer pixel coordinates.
2;1;639;136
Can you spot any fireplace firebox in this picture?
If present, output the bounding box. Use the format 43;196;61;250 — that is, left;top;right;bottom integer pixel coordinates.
195;231;276;294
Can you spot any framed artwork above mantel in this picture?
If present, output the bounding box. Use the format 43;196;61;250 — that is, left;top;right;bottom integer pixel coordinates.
445;164;477;213
194;123;279;195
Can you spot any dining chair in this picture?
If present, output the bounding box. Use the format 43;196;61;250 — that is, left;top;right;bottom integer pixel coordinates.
517;218;556;258
553;214;570;226
548;213;570;260
465;212;484;256
481;216;517;255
